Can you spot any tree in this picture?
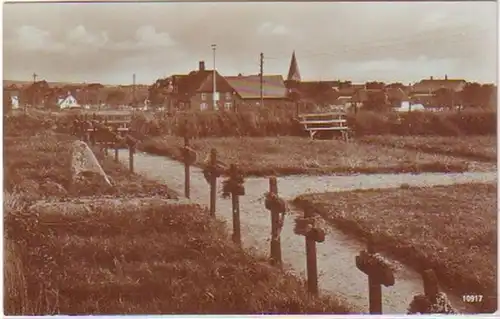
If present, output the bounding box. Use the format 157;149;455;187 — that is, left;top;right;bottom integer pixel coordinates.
365;81;385;90
433;88;455;109
362;90;390;112
3;89;12;113
148;78;172;107
460;82;496;109
105;89;127;107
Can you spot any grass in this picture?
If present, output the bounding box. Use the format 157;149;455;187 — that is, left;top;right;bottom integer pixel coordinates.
3;130;177;200
4;199;354;315
4;128;353;314
128;108;496;138
359;135;497;162
293;183;498;313
139;136;472;177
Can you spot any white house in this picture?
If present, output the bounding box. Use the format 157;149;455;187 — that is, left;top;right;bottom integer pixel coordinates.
11;96;20;109
395;101;425;112
58;92;80;109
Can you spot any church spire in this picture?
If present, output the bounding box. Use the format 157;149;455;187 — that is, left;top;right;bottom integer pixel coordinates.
287;50;301;82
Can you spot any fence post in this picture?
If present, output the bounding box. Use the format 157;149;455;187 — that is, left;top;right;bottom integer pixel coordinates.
355;237;395;314
129;140;135;174
269;177;282;266
304;207;318;295
209;148;217;217
229;164;242;246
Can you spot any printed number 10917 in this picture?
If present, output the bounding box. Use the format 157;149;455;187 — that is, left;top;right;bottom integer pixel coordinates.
462;295;483;303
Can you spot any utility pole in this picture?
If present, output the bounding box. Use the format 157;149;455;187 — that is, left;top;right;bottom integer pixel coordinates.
133;73;136;109
260;52;264;107
31;72;38;110
212;44;217;110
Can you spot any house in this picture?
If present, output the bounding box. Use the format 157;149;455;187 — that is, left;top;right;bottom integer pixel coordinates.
410;75;466;107
225;74;289;108
58;92;80;109
4;84;21;109
168;61;235;111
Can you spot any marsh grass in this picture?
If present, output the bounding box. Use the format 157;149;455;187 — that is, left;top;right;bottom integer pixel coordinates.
359;135;497;162
139;136;470;176
5;202;353;314
293;183;498;313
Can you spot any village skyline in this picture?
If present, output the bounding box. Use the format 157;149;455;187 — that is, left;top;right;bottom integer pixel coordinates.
3;2;497;85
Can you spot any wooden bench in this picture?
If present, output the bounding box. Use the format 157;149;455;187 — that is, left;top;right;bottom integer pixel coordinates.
298;112;353;141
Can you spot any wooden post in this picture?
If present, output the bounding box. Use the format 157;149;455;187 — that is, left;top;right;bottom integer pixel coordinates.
129;142;135;174
184;135;191;199
114;144;119;162
230;164;241;246
269;177;282;266
304;207;318;295
366;240;382;314
422;269;439;304
209;148;217;217
355;237;395;314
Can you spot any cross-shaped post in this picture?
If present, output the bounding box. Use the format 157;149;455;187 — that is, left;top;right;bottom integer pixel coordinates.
355;237;395;314
269;177;282;266
209;148;217;217
229;164;242;246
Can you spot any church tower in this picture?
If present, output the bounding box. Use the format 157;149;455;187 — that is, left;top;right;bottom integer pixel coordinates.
286;51;301;83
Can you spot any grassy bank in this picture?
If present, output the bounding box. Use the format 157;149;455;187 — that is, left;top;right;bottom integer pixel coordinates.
139;136;471;176
5;198;353;314
4;129;353;314
130;108;496;138
359;135;497;162
293;183;497;313
4;131;176;200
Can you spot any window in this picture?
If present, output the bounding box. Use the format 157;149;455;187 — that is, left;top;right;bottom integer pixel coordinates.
225;92;232;100
200;103;208;111
201;93;207;101
224;102;232;110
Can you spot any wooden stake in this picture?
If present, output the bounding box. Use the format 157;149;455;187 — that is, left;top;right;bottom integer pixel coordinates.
209;148;217;217
230;164;241;246
269;177;282;267
304;207;318;295
184;135;191;199
355;238;395;314
129;143;135;173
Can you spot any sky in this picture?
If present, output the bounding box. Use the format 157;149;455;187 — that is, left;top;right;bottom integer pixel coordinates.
2;1;498;85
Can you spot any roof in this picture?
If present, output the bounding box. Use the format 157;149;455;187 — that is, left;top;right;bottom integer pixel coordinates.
287;51;301;82
174;70;232;97
412;79;466;93
225;75;288;99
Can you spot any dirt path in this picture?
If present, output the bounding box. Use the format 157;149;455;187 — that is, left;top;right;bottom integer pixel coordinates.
117;150;496;314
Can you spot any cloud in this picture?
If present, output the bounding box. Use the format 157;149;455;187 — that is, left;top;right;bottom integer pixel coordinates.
11;25;65;52
258;22;289;35
112;25;176;51
66;25;109;47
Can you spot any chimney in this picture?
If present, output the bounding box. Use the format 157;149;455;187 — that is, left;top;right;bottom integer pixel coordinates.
430;76;433;80
445;74;448;80
199;61;205;71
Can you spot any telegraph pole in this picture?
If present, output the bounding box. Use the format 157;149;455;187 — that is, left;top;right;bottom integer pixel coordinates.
133;73;136;108
212;44;217;110
31;72;38;110
260;53;264;107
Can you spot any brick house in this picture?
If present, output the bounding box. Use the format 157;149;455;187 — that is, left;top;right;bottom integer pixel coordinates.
169;61;235;111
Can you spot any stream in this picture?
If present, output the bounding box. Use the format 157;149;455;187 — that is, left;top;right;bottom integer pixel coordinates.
116;150;496;314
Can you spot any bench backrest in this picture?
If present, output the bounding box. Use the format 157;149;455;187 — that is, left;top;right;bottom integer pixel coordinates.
298;112;348;130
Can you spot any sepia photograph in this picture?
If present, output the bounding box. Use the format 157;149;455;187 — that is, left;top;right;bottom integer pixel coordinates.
3;0;498;315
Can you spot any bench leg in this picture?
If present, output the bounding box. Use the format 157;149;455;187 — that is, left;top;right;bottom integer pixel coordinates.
310;131;317;140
